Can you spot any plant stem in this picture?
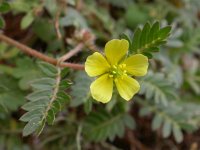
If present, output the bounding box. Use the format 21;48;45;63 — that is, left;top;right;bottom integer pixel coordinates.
0;34;85;70
59;43;84;62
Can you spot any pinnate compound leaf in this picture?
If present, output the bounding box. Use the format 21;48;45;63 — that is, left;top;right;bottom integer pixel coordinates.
84;108;135;142
139;71;177;105
129;22;171;58
20;62;71;136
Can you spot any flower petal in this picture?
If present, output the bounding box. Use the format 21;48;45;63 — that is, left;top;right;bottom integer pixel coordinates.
105;39;129;65
90;74;113;103
85;52;110;77
123;54;148;76
115;75;140;101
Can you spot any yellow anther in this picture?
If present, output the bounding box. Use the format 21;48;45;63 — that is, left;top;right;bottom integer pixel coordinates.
119;64;126;69
114;78;118;82
109;74;113;78
113;65;117;69
112;71;117;74
122;64;126;68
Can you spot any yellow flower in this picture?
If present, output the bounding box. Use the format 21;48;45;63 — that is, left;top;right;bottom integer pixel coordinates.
85;39;149;103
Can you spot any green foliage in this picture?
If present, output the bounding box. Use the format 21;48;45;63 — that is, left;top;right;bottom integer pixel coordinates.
21;11;34;29
122;22;171;58
32;18;56;43
156;53;183;88
10;0;40;13
0;133;30;150
70;71;93;107
84;104;135;142
139;71;178;105
1;0;200;149
125;5;150;28
103;0;133;8
137;98;200;143
0;2;10;13
60;8;88;28
13;58;43;90
0;43;19;59
0;1;9;28
183;28;200;53
20;62;71;136
0;75;25;112
0;16;5;28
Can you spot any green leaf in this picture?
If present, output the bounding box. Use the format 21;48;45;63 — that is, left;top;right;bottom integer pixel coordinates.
0;2;11;13
130;22;171;56
57;91;71;105
13;58;42;90
20;108;44;122
163;119;172;138
84;98;93;114
150;21;160;41
47;109;55;125
70;71;92;107
0;16;5;28
26;90;52;101
52;101;62;113
152;114;163;130
21;11;34;29
60;7;87;28
36;119;46;136
10;0;32;12
173;124;183;143
139;107;151;116
23;117;41;136
32;18;57;42
84;109;133;142
158;26;171;39
31;78;56;90
146;47;159;52
123;114;136;129
38;62;57;77
132;27;141;52
139;72;177;105
142;52;153;59
0;75;25;111
137;98;188;144
22;98;50;111
140;22;150;49
20;62;71;136
59;79;71;90
60;68;70;79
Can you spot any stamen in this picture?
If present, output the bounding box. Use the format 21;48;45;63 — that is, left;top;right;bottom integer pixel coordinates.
119;65;123;69
109;74;113;78
112;71;117;74
109;64;127;79
122;64;126;68
113;65;117;69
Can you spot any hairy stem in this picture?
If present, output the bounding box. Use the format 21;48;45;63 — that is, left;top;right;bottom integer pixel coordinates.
59;43;84;62
0;34;85;70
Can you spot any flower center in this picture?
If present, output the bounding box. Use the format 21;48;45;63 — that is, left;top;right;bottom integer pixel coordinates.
108;64;127;79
